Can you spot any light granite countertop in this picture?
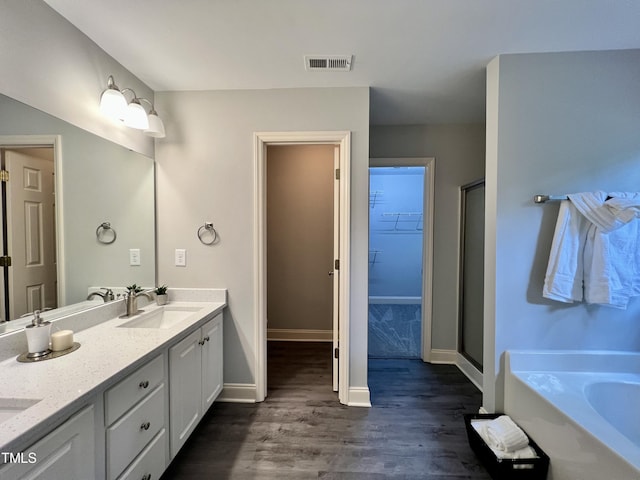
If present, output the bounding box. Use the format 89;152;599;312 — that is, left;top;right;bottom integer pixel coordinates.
0;289;226;454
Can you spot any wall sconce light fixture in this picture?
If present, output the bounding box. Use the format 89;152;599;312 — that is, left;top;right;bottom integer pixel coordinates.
99;75;165;138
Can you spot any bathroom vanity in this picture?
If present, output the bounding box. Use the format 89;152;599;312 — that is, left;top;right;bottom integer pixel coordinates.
0;288;226;480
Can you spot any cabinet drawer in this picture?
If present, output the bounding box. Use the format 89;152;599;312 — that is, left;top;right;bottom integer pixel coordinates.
106;354;164;425
116;429;166;480
107;384;164;480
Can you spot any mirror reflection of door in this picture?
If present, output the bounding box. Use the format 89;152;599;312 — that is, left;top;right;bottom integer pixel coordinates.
1;148;57;320
458;179;485;371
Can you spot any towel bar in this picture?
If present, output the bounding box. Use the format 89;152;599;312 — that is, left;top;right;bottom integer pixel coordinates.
533;194;568;204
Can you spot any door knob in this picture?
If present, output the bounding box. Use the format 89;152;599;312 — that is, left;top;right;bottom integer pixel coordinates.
328;270;334;276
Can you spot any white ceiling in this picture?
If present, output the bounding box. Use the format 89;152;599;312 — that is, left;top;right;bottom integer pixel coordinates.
44;0;640;125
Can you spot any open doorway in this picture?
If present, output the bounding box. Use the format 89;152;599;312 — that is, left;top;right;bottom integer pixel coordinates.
254;131;351;405
265;144;336;394
368;158;435;361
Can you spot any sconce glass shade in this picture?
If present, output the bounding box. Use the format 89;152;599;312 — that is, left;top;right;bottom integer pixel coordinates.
144;112;166;138
99;87;127;119
123;100;149;130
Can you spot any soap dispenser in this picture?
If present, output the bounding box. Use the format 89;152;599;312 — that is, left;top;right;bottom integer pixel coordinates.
24;310;51;359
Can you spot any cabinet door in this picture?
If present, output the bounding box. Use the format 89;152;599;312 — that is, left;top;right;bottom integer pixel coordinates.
0;404;94;480
169;328;202;458
201;313;223;413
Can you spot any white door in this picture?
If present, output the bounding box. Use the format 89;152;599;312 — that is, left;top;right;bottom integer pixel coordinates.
332;146;340;391
5;148;56;319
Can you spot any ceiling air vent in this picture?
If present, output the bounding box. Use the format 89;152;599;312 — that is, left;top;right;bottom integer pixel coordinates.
304;55;353;72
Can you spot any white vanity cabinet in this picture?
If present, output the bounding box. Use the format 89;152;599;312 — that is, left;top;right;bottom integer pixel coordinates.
0;404;95;480
104;354;167;480
169;313;223;457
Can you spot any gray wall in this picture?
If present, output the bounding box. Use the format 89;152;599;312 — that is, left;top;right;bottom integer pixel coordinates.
370;124;486;352
155;87;370;389
484;49;640;412
0;1;153;156
267;144;334;332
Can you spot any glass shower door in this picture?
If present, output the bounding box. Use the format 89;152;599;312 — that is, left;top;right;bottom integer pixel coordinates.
458;179;485;370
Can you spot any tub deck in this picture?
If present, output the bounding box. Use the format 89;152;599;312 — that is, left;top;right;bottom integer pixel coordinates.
504;350;640;480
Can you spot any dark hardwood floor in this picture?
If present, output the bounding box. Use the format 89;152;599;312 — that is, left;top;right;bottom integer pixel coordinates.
161;342;491;479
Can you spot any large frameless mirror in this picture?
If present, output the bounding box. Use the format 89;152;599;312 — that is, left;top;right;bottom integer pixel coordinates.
0;93;155;335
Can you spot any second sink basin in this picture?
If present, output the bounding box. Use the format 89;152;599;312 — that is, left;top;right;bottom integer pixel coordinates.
118;305;204;329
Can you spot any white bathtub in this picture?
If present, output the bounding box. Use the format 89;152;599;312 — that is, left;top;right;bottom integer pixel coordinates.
504;350;640;480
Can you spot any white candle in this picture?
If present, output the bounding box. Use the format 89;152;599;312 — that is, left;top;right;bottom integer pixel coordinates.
51;330;74;351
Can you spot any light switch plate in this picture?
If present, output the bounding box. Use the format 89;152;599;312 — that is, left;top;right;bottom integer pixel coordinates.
129;249;141;266
175;249;186;267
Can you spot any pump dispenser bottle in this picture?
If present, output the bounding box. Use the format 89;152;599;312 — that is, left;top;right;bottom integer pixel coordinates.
24;310;51;358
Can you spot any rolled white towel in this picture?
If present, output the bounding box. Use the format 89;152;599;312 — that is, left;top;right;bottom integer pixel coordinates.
490;445;538;460
481;415;529;452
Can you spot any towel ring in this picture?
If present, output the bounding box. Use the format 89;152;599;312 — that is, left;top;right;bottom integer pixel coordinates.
197;222;218;245
96;222;117;245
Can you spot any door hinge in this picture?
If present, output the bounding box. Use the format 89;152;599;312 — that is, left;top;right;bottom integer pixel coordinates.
334;347;339;359
334;259;340;270
0;255;11;267
0;170;9;182
335;168;340;180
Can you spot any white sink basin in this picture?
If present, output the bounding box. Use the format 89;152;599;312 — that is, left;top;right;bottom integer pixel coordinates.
118;306;203;329
0;398;41;424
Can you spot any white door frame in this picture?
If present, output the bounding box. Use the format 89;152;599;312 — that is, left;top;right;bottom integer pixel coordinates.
254;131;351;404
369;157;435;361
0;135;64;309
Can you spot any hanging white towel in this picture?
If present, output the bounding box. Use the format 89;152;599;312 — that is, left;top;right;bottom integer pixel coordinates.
543;191;640;308
543;199;587;303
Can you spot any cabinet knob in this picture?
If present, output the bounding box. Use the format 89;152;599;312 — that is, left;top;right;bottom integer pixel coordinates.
198;340;205;346
140;421;151;431
141;474;151;480
139;380;150;389
204;336;210;342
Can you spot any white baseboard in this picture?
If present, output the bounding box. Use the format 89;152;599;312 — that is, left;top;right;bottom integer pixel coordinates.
267;328;332;342
456;352;483;392
347;387;371;407
216;383;257;403
428;348;457;364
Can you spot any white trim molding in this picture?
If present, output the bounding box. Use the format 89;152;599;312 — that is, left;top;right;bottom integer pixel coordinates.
429;349;458;364
456;352;483;391
216;383;257;403
267;329;333;342
347;387;371;407
254;131;351;405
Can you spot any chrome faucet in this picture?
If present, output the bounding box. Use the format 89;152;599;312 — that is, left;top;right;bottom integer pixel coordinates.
87;288;115;302
124;291;152;317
